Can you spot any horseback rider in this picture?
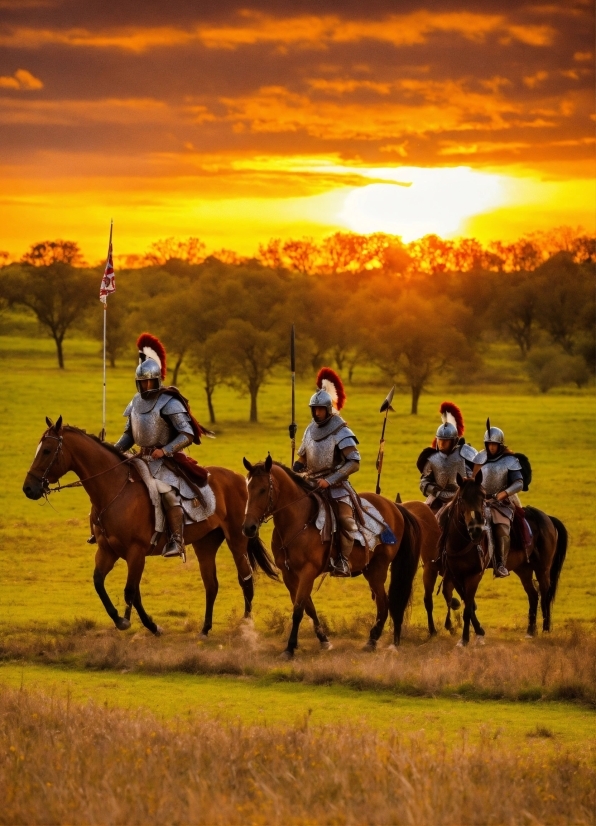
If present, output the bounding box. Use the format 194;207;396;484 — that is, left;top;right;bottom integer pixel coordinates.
473;420;524;578
417;402;477;514
114;333;211;559
293;368;360;577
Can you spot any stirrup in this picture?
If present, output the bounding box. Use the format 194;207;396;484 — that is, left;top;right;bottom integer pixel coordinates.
329;555;351;578
162;537;186;561
494;565;510;578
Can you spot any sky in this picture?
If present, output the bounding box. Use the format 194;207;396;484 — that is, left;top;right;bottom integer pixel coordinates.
0;0;594;262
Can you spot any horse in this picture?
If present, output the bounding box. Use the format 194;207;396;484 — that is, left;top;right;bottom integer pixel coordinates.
400;499;461;636
440;473;568;645
242;455;421;658
22;417;278;636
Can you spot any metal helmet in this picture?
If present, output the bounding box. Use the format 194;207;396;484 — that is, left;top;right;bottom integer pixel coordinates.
436;421;458;441
135;357;162;393
309;388;334;419
484;418;504;445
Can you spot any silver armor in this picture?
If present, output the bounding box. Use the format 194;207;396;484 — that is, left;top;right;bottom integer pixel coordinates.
474;450;523;498
297;415;360;500
115;393;193;457
135;357;162;393
309;388;334;417
436;421;458;440
420;443;476;500
484;425;505;445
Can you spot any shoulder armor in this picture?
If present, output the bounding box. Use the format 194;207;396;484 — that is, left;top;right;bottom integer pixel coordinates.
123;399;134;417
337;426;359;450
514;452;532;491
474;449;487;466
162;396;187;416
503;453;522;471
459;443;477;463
417;447;436;474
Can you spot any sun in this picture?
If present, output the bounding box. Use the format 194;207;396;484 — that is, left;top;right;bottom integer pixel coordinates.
337;167;506;241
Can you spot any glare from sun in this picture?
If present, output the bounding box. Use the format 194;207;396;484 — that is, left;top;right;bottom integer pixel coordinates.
338;167;505;240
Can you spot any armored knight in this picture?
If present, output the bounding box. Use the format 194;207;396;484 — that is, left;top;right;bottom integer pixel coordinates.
114;333;211;559
293;368;360;577
417;401;477;514
473;420;524;578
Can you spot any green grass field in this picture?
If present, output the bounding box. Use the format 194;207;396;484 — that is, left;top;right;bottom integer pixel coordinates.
1;330;595;823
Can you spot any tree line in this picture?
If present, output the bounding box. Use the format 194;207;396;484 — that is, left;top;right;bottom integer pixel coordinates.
0;229;593;418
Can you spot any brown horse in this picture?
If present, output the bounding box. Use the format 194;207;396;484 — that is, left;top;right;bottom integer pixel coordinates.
441;473;568;644
242;456;421;657
22;417;278;636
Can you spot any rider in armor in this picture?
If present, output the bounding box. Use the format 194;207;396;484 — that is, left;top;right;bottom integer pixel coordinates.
114;333;210;559
417;402;477;513
473;420;523;578
293;368;360;578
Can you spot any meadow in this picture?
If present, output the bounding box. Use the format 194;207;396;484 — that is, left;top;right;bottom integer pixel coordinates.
1;330;595;824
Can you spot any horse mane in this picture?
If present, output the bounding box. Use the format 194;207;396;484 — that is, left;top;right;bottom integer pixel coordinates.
62;426;127;460
248;460;315;493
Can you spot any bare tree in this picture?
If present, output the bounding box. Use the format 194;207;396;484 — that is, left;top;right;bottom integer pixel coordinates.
21;240;85;267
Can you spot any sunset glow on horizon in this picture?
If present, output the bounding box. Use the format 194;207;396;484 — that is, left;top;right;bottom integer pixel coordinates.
0;1;593;262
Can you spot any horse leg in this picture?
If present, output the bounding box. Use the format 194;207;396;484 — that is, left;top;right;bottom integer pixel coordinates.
362;560;390;650
223;528;255;620
516;563;539;636
93;545;128;630
536;570;552;633
192;528;225;638
282;567;317;659
304;596;331;649
443;576;456;634
423;563;438;636
459;575;482;647
123;551;160;636
133;585;162;636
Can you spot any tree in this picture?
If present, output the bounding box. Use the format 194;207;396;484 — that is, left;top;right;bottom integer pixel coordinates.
257;238;284;269
498;272;539;357
21;240;85;267
88;297;130;367
210;319;284;422
141;237;206;266
190;336;227;424
282;237;320;274
534;253;593;354
1;262;96;367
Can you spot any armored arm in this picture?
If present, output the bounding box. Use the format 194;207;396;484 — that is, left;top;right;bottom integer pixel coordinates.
420;462;440;497
324;446;361;486
460;443;477;478
161;398;195;456
114;417;134;453
505;469;523;497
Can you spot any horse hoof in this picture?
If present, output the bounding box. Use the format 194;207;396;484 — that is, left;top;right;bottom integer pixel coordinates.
115;618;131;631
320;641;333;651
456;639;467;648
279;650;294;661
362;640;377;652
476;627;486;637
153;625;164;637
475;636;485;646
525;632;535;639
242;615;254;626
385;644;398;653
450;598;461;610
198;632;209;640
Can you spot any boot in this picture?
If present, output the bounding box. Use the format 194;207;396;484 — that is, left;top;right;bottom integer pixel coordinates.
330;533;353;578
494;533;510;578
162;505;186;560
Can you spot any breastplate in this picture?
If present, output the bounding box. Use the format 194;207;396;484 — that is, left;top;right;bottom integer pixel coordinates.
480;458;510;496
302;425;338;474
130;394;174;448
428;450;466;489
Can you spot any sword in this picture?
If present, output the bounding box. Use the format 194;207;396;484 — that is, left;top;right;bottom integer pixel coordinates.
289;324;297;466
375;385;395;495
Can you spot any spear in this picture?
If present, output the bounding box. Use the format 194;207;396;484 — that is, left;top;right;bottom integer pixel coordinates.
289;324;297;465
375;385;395;495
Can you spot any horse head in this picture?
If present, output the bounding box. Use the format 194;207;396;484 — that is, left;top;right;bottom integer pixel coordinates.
23;416;67;500
456;472;485;542
242;454;273;538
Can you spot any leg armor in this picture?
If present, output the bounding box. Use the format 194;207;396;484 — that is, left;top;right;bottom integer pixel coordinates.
330;502;357;578
494;523;510;578
161;489;186;560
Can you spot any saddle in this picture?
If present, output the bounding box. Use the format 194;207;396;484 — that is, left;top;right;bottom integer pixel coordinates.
512;506;533;554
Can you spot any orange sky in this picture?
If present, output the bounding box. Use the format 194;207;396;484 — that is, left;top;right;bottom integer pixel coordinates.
0;0;594;262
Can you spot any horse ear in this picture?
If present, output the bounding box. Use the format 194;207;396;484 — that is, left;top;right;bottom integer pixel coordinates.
55;415;63;432
242;457;253;473
265;454;273;472
474;470;483;485
456;473;464;487
46;416;53;428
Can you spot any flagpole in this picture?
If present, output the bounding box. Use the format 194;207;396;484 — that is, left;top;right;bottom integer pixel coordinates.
100;219;113;441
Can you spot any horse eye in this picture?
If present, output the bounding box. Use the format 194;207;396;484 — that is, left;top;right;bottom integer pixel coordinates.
43;448;51;455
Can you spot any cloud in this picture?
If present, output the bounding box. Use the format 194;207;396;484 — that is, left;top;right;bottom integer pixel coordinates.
0;69;43;90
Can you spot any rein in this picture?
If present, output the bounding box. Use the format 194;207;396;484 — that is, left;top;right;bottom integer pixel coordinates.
444;495;485;559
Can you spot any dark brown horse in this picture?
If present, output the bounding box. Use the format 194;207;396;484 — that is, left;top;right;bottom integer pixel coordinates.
242;456;421;658
441;473;567;645
23;417;278;636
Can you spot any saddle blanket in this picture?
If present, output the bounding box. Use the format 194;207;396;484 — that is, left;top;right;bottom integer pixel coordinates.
131;457;216;533
315;496;394;555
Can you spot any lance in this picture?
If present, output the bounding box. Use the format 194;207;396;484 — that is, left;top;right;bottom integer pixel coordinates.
375;385;395;495
289;324;297;465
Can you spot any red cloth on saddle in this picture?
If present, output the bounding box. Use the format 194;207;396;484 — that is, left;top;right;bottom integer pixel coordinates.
512;506;532;551
172;452;209;487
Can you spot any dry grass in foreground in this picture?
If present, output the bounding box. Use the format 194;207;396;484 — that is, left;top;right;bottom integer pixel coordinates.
1;620;595;706
0;687;594;826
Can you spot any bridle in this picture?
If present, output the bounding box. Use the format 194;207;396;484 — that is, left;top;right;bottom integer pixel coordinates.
444;487;487;559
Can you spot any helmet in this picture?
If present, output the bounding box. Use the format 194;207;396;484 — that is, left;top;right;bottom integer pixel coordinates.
484;417;504;445
136;332;166;394
309;388;334;419
436;421;458;441
135;357;162;393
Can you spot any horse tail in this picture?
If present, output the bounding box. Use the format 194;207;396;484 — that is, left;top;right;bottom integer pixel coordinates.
546;515;568;604
388;504;421;644
247;535;280;581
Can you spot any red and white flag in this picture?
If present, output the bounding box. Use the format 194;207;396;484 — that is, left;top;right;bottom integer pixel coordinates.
99;229;115;304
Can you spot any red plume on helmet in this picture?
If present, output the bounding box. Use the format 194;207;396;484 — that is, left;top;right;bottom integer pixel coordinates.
440;401;464;436
137;332;167;380
316;367;346;411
